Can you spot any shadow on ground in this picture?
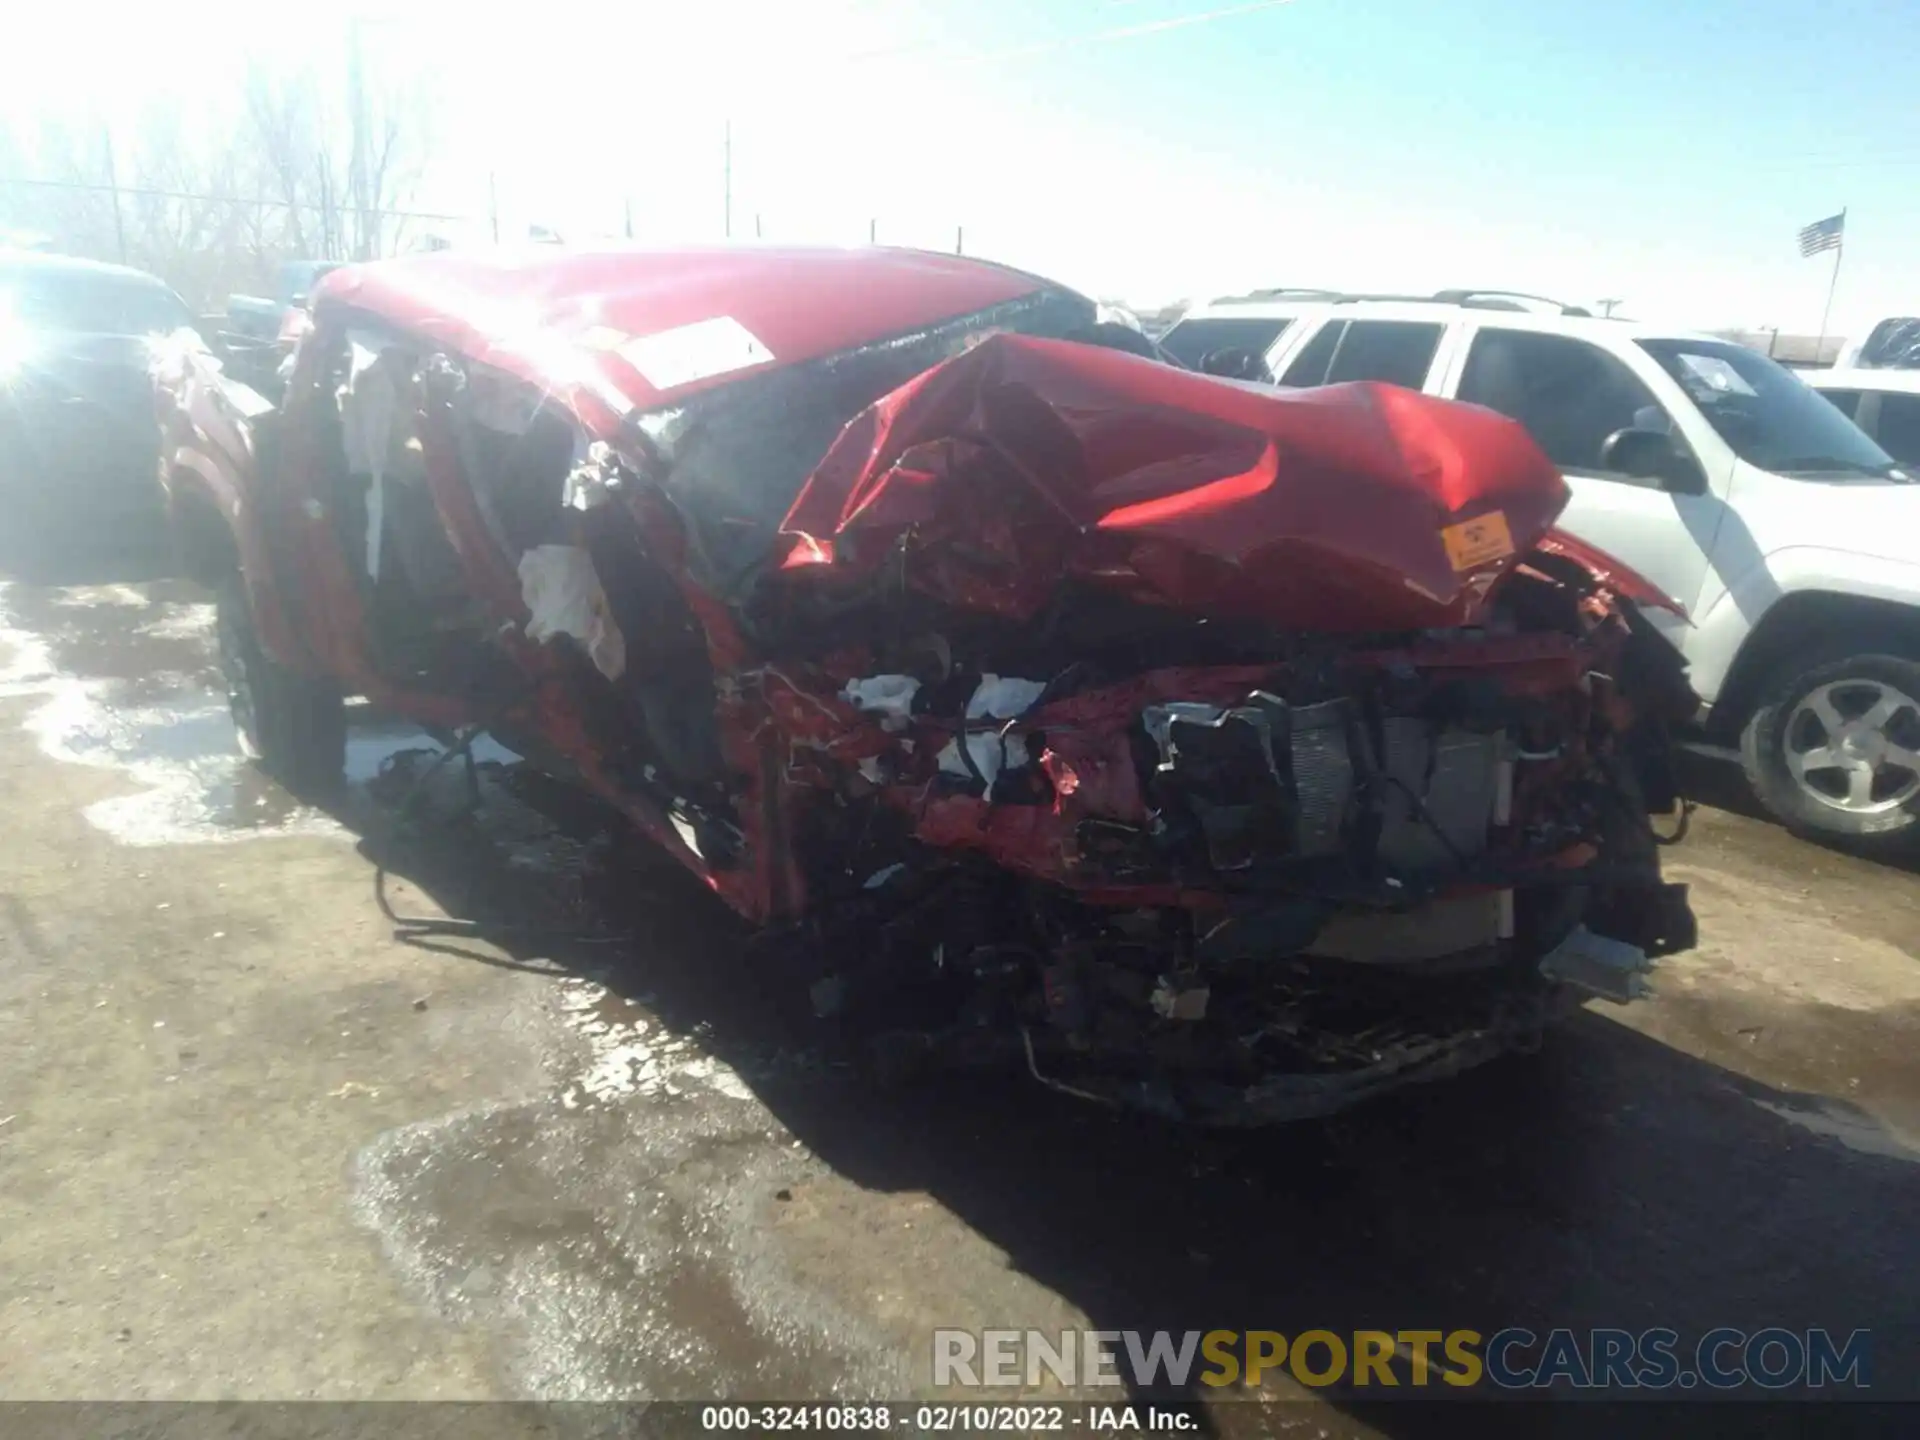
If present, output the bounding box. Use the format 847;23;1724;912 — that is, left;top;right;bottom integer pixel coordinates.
327;749;1920;1436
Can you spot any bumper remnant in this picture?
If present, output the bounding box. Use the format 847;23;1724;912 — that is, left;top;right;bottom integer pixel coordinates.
1537;924;1657;1004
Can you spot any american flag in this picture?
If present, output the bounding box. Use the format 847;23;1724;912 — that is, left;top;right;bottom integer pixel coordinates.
1798;212;1845;257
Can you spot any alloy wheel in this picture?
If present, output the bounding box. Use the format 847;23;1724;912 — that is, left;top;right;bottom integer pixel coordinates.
1783;678;1920;815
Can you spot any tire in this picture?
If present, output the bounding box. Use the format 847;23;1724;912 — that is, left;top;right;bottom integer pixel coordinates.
214;572;346;794
1739;649;1920;847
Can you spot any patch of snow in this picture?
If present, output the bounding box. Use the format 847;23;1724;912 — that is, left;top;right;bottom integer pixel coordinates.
137;603;217;642
50;584;149;609
0;586;343;846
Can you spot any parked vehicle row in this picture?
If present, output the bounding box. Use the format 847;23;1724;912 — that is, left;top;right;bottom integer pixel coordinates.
1163;289;1920;848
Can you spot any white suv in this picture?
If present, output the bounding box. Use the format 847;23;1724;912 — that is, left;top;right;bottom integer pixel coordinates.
1161;289;1920;849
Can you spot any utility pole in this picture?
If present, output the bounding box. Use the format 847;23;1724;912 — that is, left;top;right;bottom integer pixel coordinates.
869;217;877;245
754;212;763;239
488;172;500;244
346;16;371;258
1816;206;1848;361
723;120;732;238
1597;298;1622;318
955;224;963;255
318;162;334;258
623;196;634;241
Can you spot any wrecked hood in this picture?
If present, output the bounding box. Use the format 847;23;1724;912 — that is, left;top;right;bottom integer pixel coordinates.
313;246;1064;430
776;334;1571;633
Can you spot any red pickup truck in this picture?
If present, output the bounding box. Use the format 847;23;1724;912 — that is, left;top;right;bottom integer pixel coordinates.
153;244;1698;1123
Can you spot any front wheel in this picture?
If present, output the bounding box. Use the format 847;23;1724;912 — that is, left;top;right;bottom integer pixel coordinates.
1739;650;1920;848
215;572;346;794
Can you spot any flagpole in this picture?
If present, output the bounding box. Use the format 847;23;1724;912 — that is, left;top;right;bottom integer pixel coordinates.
1816;206;1846;361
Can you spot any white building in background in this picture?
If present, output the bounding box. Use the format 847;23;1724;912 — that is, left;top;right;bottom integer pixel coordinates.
1706;329;1849;369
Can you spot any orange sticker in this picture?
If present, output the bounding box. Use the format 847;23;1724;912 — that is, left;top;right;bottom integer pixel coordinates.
1441;511;1515;571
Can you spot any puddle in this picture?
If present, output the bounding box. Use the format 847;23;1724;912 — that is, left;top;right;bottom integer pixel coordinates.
347;837;849;1400
2;576;903;1402
556;978;757;1108
351;1010;891;1402
0;580;524;847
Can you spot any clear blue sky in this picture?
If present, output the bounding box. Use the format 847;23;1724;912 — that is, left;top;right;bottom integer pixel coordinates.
6;0;1917;335
848;0;1920;329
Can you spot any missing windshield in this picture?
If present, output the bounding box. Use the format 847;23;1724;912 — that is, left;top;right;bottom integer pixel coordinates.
628;287;1098;599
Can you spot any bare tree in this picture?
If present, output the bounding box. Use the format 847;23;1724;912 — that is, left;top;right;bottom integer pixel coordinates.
241;52;428;263
1;107;284;308
0;114;120;261
1;51;429;308
242;68;326;261
120;108;259;308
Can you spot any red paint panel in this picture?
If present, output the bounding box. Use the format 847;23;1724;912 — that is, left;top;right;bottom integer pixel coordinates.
313;246;1050;428
1535;527;1688;618
777;334;1572;633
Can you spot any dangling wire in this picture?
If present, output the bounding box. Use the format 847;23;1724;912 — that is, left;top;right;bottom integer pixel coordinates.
369;690;626;945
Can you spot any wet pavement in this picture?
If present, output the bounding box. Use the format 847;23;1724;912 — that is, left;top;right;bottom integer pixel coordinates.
0;565;1916;1433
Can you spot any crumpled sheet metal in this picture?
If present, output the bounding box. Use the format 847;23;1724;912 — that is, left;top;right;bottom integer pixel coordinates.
777;334;1573;634
1531;527;1686;616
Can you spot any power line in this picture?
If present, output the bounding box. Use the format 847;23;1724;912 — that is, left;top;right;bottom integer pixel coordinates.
0;174;470;224
843;0;1300;67
1024;0;1301;51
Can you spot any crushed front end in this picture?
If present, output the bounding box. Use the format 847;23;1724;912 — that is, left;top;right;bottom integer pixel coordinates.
718;337;1699;1123
277;266;1699;1125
